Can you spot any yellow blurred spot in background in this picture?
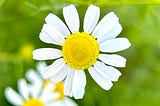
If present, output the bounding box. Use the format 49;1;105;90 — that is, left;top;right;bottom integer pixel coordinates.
19;44;34;62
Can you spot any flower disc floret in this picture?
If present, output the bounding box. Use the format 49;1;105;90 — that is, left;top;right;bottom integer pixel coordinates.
62;32;99;70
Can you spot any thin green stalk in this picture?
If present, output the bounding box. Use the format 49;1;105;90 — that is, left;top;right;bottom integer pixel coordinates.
63;0;160;6
97;1;160;6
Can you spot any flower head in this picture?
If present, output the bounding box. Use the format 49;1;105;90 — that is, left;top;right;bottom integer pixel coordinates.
33;4;131;99
4;78;54;106
4;62;77;106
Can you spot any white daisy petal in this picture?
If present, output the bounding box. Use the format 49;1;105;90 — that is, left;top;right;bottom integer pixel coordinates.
99;54;126;67
88;67;113;90
72;70;86;99
42;24;65;45
63;4;80;33
100;38;131;52
83;4;100;34
28;83;41;98
97;23;122;44
94;61;121;81
92;12;119;38
62;97;78;106
41;58;65;79
40;83;58;102
25;69;43;98
64;68;74;96
45;13;70;38
4;87;23;105
39;32;60;45
46;102;57;106
32;48;62;60
42;93;59;103
26;69;43;84
18;78;29;100
36;61;47;74
50;64;68;83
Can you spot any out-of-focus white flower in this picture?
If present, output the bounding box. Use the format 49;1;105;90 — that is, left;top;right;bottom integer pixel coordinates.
4;62;77;106
33;4;131;99
4;78;55;106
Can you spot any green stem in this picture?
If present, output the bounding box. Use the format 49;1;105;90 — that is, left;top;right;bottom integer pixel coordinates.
97;1;160;6
63;0;160;6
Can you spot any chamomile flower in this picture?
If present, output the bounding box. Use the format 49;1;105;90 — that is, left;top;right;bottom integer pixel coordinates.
4;62;77;106
33;4;131;99
4;78;55;106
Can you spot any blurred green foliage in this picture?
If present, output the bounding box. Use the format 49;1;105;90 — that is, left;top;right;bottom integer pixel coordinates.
0;0;160;106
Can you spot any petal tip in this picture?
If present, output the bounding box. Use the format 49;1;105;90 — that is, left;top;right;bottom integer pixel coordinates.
32;50;37;60
125;38;131;49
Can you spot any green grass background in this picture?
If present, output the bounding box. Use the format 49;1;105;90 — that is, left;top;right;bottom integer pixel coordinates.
0;0;160;106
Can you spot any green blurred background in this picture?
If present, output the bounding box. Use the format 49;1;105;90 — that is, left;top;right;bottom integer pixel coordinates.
0;0;160;106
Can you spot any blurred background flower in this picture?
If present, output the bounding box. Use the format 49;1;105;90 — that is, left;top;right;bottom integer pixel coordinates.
0;0;160;106
4;62;77;106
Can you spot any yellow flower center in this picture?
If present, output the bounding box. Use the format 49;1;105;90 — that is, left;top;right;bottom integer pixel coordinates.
23;98;45;106
62;32;99;70
55;82;65;100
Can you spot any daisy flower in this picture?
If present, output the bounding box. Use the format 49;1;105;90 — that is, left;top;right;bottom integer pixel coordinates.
4;78;55;106
4;62;77;106
33;4;131;99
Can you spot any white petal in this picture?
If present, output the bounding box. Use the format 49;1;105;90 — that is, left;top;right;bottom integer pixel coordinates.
100;38;131;52
63;4;80;33
33;48;62;60
25;69;43;84
88;67;113;90
50;64;68;83
97;23;122;44
92;12;119;38
64;68;74;96
42;24;65;45
36;61;47;74
62;97;78;106
40;83;58;102
28;84;42;98
48;101;65;106
46;102;57;106
99;54;126;67
39;32;61;45
4;87;23;105
41;92;59;103
83;4;100;34
25;70;43;98
41;58;65;79
18;78;29;100
94;61;121;81
48;97;77;106
45;13;70;38
72;70;86;99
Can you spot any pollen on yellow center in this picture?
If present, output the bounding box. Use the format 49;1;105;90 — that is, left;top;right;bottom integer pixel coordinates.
62;32;99;70
23;98;45;106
